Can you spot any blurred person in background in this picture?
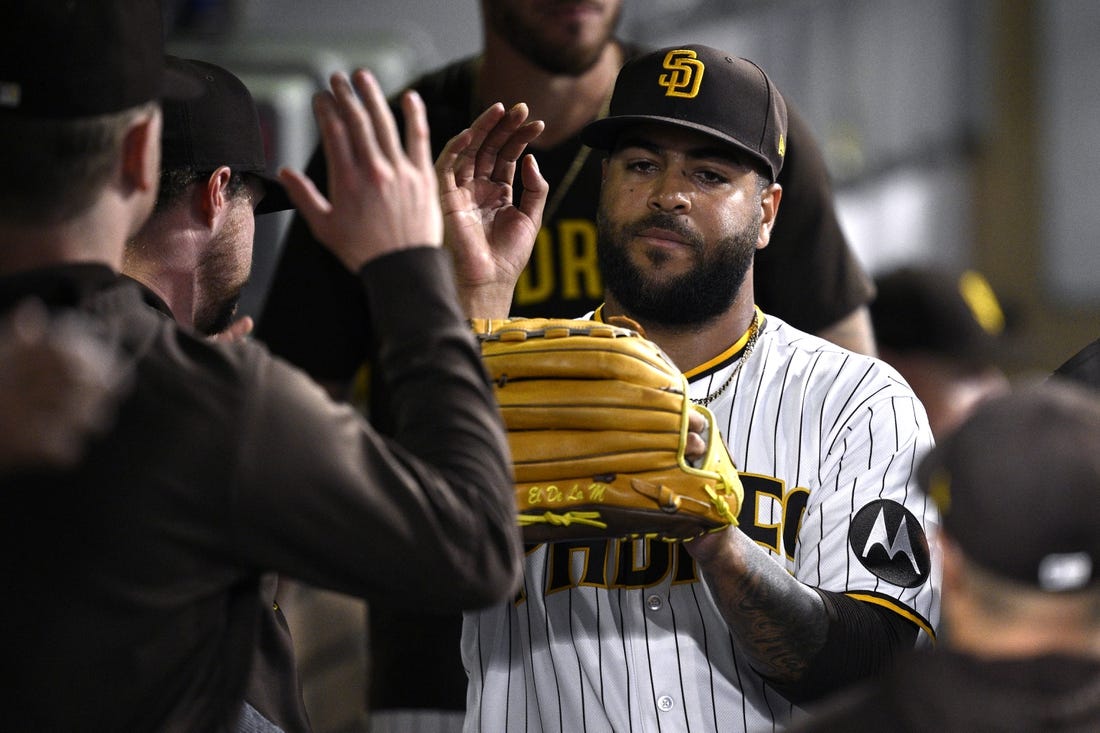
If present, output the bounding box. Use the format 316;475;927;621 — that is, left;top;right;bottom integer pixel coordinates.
792;378;1100;732
870;266;1013;440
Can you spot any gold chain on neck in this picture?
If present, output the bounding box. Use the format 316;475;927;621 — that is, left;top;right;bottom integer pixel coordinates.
692;316;761;407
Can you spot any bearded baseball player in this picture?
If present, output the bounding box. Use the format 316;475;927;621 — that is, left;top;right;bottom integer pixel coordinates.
440;44;940;732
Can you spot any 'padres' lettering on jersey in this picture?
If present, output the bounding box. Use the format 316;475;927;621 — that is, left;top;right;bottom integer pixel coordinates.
462;314;940;733
514;220;602;310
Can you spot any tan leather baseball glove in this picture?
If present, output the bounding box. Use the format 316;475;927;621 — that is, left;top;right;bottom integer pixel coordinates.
472;317;743;543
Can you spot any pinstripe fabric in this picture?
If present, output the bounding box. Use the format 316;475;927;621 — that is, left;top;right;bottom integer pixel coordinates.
463;314;940;732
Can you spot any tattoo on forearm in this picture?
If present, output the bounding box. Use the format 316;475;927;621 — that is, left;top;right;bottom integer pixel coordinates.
704;547;828;682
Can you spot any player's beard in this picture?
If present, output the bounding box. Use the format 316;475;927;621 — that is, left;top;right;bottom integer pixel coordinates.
193;220;251;337
485;0;622;76
596;209;759;329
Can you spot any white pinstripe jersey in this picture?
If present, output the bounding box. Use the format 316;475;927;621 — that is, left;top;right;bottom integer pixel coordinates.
462;311;941;733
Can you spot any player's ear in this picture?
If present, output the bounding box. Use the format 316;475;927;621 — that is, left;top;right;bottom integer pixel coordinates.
120;108;161;196
199;166;234;227
756;182;782;251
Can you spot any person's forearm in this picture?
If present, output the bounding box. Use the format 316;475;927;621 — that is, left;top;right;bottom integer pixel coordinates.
459;282;516;320
690;528;829;683
815;306;877;357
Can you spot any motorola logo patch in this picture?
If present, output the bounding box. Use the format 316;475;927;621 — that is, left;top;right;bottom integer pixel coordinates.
848;499;930;588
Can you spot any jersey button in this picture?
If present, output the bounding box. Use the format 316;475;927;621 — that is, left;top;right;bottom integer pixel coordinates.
657;695;675;712
646;594;663;611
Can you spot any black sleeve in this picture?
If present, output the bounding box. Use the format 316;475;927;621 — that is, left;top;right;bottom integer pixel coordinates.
753;101;876;333
1053;338;1100;390
765;588;919;704
253;144;376;383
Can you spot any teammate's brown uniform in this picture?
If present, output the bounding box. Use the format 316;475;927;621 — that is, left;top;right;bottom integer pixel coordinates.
0;250;519;732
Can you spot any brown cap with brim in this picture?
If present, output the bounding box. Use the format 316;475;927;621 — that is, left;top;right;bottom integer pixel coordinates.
581;45;788;181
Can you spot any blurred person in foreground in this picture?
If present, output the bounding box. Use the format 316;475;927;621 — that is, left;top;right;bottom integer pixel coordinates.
0;2;527;730
793;378;1100;732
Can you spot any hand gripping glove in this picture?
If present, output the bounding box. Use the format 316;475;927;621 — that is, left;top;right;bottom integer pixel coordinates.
471;317;744;543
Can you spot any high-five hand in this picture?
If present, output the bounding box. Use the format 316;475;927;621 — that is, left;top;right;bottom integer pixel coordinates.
279;70;442;273
436;103;548;318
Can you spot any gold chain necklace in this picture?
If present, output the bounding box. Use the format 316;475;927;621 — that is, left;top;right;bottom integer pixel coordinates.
692;317;760;407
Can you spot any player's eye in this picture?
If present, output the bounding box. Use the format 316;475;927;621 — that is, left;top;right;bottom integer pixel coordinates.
695;169;730;185
624;158;659;174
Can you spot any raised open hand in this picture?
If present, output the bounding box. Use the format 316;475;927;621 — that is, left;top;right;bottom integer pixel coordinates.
436;103;548;318
279;70;442;273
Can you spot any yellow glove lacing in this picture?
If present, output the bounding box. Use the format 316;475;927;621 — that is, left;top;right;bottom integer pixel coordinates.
518;511;608;530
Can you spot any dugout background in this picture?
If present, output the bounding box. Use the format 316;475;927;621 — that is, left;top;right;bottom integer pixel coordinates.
163;2;1100;730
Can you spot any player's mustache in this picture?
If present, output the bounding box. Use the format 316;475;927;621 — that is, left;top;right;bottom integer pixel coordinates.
627;213;703;250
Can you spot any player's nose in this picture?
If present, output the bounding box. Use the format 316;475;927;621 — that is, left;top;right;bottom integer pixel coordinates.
647;171;691;213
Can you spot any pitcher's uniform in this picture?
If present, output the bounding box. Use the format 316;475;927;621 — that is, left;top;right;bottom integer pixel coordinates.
463;312;939;733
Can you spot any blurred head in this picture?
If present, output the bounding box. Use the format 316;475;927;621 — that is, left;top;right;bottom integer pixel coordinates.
482;0;623;75
920;380;1100;651
0;0;195;230
922;379;1100;593
190;173;261;335
872;267;1013;439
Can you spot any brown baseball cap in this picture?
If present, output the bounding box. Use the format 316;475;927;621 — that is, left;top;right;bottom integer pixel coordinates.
581;45;788;181
0;1;196;118
920;379;1100;591
162;57;292;214
871;266;1012;369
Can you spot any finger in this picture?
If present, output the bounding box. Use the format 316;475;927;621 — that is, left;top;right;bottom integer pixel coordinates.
493;118;546;184
687;408;708;435
435;128;475;193
329;71;379;168
457;103;507;182
517;154;549;224
210;316;254;343
310;90;358;196
351;68;402;164
401;90;433;175
278;166;332;232
476;103;529;181
684;432;707;461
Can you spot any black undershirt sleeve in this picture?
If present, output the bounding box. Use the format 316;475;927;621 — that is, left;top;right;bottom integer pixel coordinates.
766;588;919;705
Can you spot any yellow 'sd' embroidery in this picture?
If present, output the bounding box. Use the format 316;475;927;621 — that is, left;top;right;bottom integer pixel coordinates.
659;50;705;99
